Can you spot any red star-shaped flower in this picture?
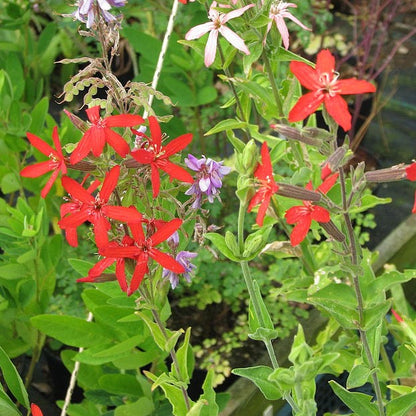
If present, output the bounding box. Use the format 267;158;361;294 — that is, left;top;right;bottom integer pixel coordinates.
285;172;338;246
31;404;43;416
247;142;279;226
99;219;185;295
406;162;416;213
288;49;376;131
20;126;67;198
70;106;144;165
59;166;141;248
130;116;193;197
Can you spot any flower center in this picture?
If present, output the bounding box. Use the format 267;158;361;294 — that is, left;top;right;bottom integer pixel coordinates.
318;71;340;97
270;1;286;15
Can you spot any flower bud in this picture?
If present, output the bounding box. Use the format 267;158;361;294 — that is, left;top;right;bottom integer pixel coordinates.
271;124;321;146
64;109;89;133
320;220;345;242
322;147;350;177
241;140;259;175
277;183;321;202
365;164;407;183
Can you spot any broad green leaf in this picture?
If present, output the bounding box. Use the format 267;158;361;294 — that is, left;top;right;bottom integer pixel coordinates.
363;300;391;330
29;96;49;135
145;372;192;416
346;363;372;389
0;396;20;416
68;258;95;276
232;366;281;400
200;369;219;416
93;334;144;358
309;283;358;329
248;280;274;332
196;86;217;106
367;270;414;300
0;263;27;280
31;314;112;347
329;381;378;416
98;374;143;397
0;346;29;409
386;391;416;416
349;194;391;214
115;397;154;416
205;233;240;262
173;327;194;385
275;47;315;66
205;119;247;136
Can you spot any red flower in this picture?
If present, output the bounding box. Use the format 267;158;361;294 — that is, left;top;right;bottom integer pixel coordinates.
77;237;135;293
99;219;185;295
59;166;141;248
69;106;144;165
20;126;67;198
130;116;193;197
406;162;416;213
60;176;101;247
285;172;338;246
31;404;43;416
247;142;279;226
288;49;376;131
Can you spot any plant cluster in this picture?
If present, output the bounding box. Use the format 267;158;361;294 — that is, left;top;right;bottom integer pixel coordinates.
0;1;415;416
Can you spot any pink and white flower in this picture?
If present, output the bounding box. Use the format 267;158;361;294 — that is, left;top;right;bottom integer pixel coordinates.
265;1;311;49
185;1;254;67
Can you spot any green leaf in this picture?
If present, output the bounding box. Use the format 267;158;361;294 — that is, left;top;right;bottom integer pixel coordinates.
366;270;414;300
275;47;315;66
346;363;372;389
329;380;378;415
1;172;20;194
349;194;391;214
232;366;281;400
98;374;143;397
0;346;29;409
205;233;240;262
0;396;20;416
199;369;219;416
224;231;240;258
205;119;247;136
173;327;194;385
248;280;274;332
93;334;144;358
68;258;95;276
31;315;112;347
29;96;49;135
386;392;416;416
363;300;391;330
145;372;192;416
309;284;358;329
114;397;154;416
0;263;27;280
196;86;217;106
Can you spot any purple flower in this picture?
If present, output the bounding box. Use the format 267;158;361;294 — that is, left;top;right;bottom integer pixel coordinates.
185;154;231;208
163;251;198;289
70;0;126;28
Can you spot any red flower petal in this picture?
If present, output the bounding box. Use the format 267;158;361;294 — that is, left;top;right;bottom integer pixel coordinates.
163;133;193;157
318;172;339;194
64;228;78;247
40;167;60;198
62;176;95;204
289;61;319;91
104;114;144;128
92;215;111;248
149;247;185;273
130;149;154;164
59;208;90;229
86;106;100;124
290;216;312;246
115;259;128;292
285;205;310;224
100;245;141;258
100;166;120;202
105;128;130;157
255;195;271;226
102;205;142;223
316;49;335;76
26;132;55;157
158;159;194;183
31;403;43;416
324;94;351;131
412;190;416;214
288;91;323;123
128;255;148;295
247;189;264;213
90;126;106;157
129;221;145;243
255;142;273;180
51;126;64;157
337;78;376;95
21;161;53;178
406;163;416;181
150;218;182;246
148;116;162;150
70;130;94;165
311;205;330;223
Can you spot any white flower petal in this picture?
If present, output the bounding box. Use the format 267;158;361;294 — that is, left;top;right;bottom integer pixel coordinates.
185;22;215;40
219;26;249;54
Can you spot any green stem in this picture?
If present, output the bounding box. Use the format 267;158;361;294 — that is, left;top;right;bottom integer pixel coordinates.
261;50;284;118
338;166;385;416
237;201;299;413
24;331;46;390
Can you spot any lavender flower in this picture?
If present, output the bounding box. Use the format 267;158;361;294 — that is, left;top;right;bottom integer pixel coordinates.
163;251;198;289
185;154;231;208
70;0;126;28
